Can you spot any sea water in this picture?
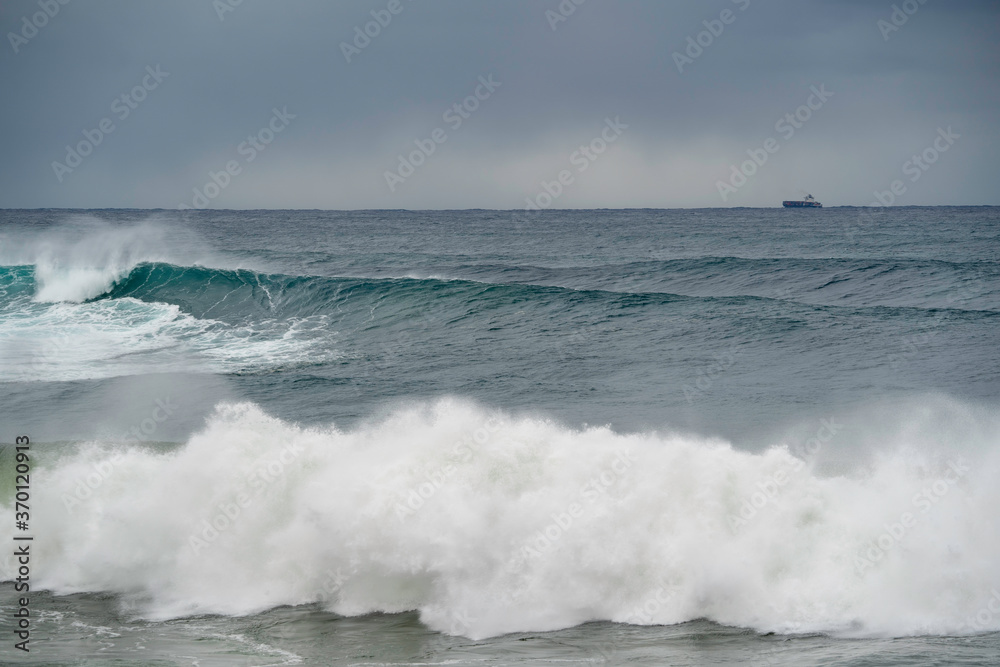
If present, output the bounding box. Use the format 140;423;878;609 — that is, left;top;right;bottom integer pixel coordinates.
0;207;998;665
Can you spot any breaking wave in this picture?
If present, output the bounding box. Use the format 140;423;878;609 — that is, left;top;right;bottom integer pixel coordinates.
3;397;998;639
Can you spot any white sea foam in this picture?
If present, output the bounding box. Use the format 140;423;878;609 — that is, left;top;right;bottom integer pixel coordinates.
3;397;998;639
0;216;334;380
0;297;338;381
0;216;218;303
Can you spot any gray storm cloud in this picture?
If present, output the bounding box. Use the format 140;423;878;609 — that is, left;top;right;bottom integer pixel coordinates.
1;0;997;209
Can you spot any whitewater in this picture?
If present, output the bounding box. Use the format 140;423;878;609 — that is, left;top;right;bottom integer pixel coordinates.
5;397;1000;641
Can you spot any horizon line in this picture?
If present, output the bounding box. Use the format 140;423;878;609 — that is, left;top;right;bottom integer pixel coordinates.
2;204;998;212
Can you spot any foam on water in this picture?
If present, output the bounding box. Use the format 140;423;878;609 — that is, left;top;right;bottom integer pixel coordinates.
0;216;219;303
0;296;339;381
0;217;342;380
3;397;998;640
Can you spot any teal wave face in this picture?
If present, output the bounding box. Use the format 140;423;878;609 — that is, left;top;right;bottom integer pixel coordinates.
95;262;698;327
105;258;1000;316
0;265;37;310
5;257;997;329
97;263;469;321
0;263;349;382
100;263;290;319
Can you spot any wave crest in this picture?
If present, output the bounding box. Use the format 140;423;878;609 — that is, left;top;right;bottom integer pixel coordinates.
0;217;219;303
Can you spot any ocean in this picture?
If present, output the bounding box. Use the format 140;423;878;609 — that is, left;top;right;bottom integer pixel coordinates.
1;207;998;666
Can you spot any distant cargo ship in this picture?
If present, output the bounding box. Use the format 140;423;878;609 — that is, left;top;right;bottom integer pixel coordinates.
782;194;822;208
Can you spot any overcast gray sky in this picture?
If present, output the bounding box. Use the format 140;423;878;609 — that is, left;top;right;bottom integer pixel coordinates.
1;0;997;208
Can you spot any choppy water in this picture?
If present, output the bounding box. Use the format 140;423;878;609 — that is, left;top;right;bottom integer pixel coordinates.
1;208;999;665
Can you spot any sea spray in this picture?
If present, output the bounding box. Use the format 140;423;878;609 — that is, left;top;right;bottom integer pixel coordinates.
2;398;999;639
